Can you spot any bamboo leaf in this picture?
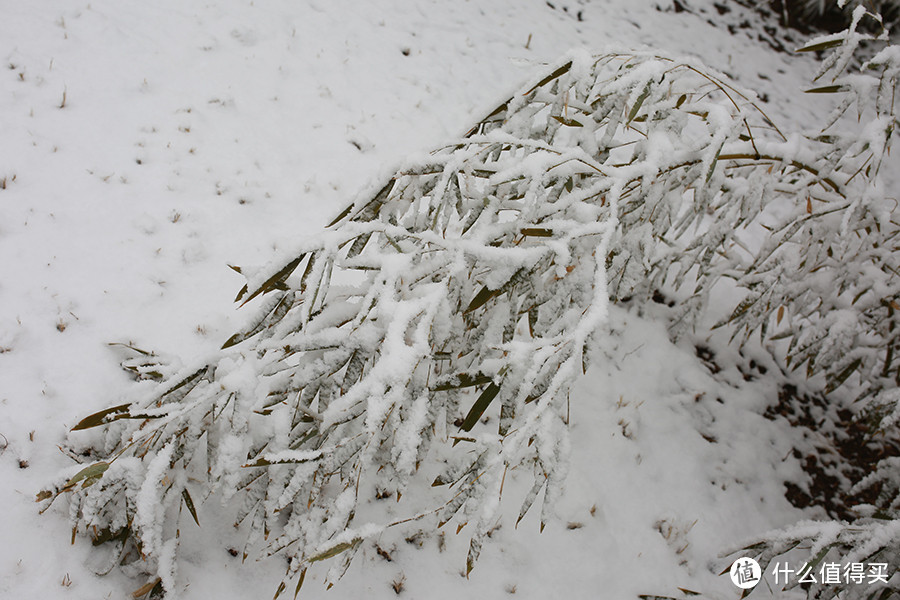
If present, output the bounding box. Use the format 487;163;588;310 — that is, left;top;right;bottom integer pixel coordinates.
803;543;835;574
806;349;820;378
805;85;845;94
461;200;486;235
243;450;323;467
159;366;208;403
450;436;476;446
825;358;863;394
528;306;538;337
516;478;546;527
331;179;394;227
241;254;305;307
182;489;200;527
713;295;758;331
523;61;572;95
63;462;109;490
466;534;483;577
437;476;482;527
551;115;583;127
433;372;492;392
133;578;162;599
325;204;353;228
293;568;307;600
273;581;287;600
297;252;317;295
308;539;359;563
627;81;652;124
345;232;372;259
520;228;554;237
705;144;723;183
341;350;366;393
91;526;129;546
796;38;843;53
222;291;291;349
71;403;131;430
465;286;500;313
466;99;512;136
499;393;516;436
460;383;501;432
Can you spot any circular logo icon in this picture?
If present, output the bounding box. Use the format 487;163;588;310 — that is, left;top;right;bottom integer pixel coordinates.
730;557;762;589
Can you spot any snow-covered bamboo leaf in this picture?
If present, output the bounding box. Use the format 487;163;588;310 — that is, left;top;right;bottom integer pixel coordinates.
222;291;292;349
181;489;200;527
627;81;652;124
466;533;483;576
516;477;546;528
71;403;131;431
240;254;305;306
825;358;863;394
465;286;500;313
433;372;493;392
459;383;501;432
796;37;844;53
244;449;324;467
325;204;353;228
805;85;846;94
520;228;554;237
90;526;129;547
62;462;109;490
523;61;572;95
132;578;162;599
272;581;286;600
551;115;583;127
308;539;360;563
293;568;307;600
715;294;762;328
344;232;372;259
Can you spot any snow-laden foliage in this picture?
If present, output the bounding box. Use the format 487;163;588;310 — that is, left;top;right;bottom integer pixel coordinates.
39;16;898;594
725;6;900;599
723;5;899;406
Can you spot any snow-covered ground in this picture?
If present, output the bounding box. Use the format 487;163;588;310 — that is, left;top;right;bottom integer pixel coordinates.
0;1;841;598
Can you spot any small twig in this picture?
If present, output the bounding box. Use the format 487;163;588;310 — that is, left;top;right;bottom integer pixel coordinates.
743;119;760;159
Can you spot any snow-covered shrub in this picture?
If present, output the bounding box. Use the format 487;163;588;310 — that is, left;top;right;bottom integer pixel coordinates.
724;6;900;598
722;5;899;408
38;9;898;595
